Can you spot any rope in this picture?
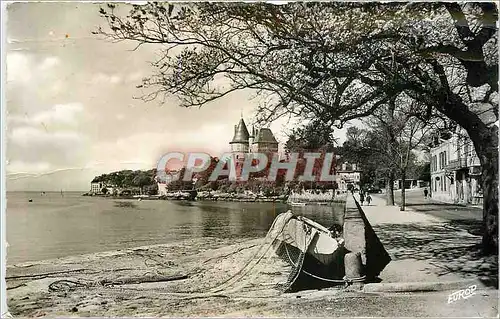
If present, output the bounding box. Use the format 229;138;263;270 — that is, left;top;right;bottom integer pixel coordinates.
283;232;366;285
276;240;306;292
207;212;293;294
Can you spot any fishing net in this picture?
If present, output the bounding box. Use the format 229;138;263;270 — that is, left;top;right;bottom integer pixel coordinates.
196;211;346;296
200;211;309;295
43;211;348;299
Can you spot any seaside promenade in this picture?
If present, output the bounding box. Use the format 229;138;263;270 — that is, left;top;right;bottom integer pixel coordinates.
5;194;498;317
362;193;496;287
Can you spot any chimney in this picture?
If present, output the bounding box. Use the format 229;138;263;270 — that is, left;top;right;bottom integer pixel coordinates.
352;163;357;170
342;163;347;171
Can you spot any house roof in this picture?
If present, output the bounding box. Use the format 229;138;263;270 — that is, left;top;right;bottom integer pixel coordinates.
230;118;250;144
254;128;278;144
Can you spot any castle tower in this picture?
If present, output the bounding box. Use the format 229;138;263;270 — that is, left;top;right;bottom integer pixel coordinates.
248;125;255;153
230;118;250;157
229;118;250;180
253;127;278;153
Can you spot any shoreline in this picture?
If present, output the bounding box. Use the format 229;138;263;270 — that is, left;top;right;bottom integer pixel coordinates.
84;193;347;205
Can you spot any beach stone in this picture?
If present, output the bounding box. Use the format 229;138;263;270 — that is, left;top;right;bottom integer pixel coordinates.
462;265;475;272
479;263;491;270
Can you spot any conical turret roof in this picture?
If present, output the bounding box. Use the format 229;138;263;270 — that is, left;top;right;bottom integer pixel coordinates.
230;118;250;144
254;128;278;144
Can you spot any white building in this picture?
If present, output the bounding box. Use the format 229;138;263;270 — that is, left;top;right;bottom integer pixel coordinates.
157;170;180;195
336;162;362;191
90;182;114;194
430;128;482;205
90;182;104;194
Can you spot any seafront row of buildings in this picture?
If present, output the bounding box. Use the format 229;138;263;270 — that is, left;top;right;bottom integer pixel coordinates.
429;127;483;206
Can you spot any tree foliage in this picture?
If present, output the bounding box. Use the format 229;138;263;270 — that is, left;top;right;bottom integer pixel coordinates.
167;167;195;191
96;2;498;252
92;169;157;190
285;119;337;153
285;120;337;189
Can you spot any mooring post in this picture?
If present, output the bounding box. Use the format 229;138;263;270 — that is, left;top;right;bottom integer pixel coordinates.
342;195;391;283
344;251;364;290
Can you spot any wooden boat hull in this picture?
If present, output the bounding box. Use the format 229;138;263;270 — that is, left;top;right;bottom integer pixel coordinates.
269;211;344;266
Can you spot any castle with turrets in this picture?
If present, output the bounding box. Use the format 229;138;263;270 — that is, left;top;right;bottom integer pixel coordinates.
228;118;279;180
230;118;279;157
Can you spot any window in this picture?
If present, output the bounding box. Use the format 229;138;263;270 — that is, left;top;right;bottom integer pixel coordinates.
444;151;447;167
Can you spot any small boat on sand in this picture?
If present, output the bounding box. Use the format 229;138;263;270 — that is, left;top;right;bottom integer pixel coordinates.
269;211;344;266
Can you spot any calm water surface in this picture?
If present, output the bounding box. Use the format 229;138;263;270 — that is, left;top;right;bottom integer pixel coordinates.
6;192;345;264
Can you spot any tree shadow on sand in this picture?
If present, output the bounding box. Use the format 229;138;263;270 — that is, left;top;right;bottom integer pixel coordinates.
374;222;498;288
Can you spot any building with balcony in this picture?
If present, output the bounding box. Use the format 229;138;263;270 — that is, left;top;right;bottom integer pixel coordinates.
336;162;362;191
429;127;482;205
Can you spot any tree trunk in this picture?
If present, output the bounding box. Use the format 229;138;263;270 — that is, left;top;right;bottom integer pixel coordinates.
480;154;498;254
386;171;395;205
400;170;406;211
436;94;498;255
385;98;396;206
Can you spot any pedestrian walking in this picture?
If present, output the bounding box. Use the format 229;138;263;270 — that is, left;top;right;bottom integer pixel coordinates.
359;192;365;205
424;188;429;199
366;194;372;206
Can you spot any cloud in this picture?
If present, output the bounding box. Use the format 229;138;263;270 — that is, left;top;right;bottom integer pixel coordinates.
126;72;143;83
6;160;52;174
7;101;88;175
9;126;84;147
92;72;123;85
33;103;84;126
7;53;61;84
6;52;32;83
39;56;60;70
89;123;239;172
8;102;84;127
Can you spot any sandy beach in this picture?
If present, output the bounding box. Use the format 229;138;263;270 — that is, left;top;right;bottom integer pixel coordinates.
6;236;319;317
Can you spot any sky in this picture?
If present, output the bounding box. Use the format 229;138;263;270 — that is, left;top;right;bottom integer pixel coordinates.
5;2;348;191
